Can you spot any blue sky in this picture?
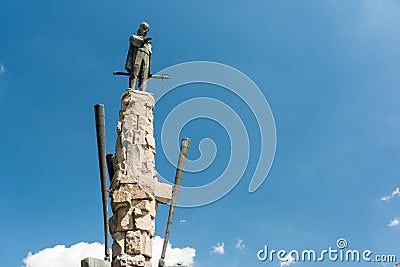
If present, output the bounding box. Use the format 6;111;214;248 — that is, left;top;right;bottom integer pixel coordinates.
1;0;399;266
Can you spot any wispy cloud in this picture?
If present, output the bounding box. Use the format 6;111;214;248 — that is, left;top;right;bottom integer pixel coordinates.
235;240;245;250
179;219;187;223
388;217;400;228
211;242;225;255
381;187;400;201
23;236;196;267
280;254;296;267
0;64;8;99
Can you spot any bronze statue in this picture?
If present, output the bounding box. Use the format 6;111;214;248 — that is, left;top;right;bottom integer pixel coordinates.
113;21;169;91
125;21;152;91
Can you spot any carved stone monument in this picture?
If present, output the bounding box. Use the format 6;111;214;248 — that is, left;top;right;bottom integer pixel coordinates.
90;21;185;267
108;89;172;267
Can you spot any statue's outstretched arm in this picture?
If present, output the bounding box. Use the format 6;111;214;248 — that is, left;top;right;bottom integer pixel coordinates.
130;35;144;48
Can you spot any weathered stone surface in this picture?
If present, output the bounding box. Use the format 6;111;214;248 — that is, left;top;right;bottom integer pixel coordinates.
155;181;172;204
110;90;172;267
137;175;156;196
125;230;152;257
109;214;117;235
120;184;151;200
112;232;126;256
111;190;132;212
113;91;157;194
149;219;155;237
132;199;151;212
114;254;127;267
134;213;152;233
118;175;137;184
126;254;145;267
149;198;157;219
125;230;141;254
133;207;145;217
117;207;134;231
141;232;152;257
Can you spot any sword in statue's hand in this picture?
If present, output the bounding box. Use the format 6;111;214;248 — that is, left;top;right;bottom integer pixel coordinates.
113;71;170;81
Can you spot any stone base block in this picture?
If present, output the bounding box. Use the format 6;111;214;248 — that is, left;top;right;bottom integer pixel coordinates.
81;257;110;267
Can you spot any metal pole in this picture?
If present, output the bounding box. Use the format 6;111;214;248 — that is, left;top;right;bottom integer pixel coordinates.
94;104;110;261
106;154;115;183
159;138;190;267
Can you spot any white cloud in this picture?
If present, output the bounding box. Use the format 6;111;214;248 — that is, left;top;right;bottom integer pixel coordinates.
381;187;400;201
0;64;7;99
388;217;400;228
179;219;187;223
152;236;196;266
235;240;245;250
280;254;296;267
393;188;400;197
23;236;196;267
211;242;225;255
23;242;105;267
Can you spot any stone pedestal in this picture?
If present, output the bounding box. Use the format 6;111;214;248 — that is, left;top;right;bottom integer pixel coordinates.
109;90;172;267
81;258;111;267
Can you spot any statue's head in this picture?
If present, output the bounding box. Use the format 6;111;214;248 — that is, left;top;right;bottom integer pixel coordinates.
137;21;150;36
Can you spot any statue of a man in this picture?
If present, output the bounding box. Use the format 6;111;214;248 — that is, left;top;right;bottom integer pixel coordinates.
125;21;152;91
